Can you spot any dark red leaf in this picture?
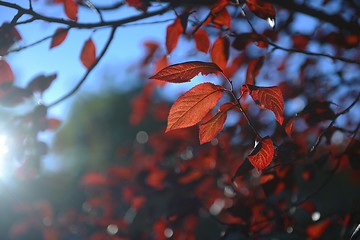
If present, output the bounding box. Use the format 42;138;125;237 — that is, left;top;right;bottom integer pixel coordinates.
166;83;224;132
166;17;183;54
0;85;32;106
211;36;230;70
80;38;96;69
50;28;69;49
246;0;276;27
26;73;57;93
150;61;222;83
306;219;332;239
126;0;149;11
248;137;274;171
64;0;78;21
199;102;235;144
194;28;210;53
246;56;264;85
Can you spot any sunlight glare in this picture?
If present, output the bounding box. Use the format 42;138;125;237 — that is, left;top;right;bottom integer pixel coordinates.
0;134;9;178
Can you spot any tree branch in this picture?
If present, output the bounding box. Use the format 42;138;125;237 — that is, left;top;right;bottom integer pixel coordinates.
0;1;172;29
47;27;117;108
267;42;360;65
263;0;360;34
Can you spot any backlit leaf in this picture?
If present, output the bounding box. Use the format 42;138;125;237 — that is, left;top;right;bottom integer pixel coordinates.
248;137;274;171
0;60;14;85
194;28;210;53
50;28;69;49
166;17;183;54
243;84;284;125
199;102;235;144
64;0;78;21
211;36;229;70
150;61;222;83
246;56;264;85
166;82;224;132
80;38;96;69
26;73;57;93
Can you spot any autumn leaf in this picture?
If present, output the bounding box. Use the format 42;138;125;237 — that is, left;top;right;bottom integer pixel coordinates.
211;36;229;70
199;102;235;144
50;28;69;49
149;61;222;83
194;28;210;53
246;56;264;85
26;73;57;93
285;117;295;137
306;219;332;239
248;137;274;171
212;8;231;29
243;84;284;125
166;82;224;132
80;38;96;69
64;0;78;21
246;0;276;27
166;17;183;54
126;0;149;12
0;60;14;85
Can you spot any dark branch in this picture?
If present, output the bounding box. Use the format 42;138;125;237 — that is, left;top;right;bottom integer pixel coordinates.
0;1;172;29
47;27;117;108
264;0;360;34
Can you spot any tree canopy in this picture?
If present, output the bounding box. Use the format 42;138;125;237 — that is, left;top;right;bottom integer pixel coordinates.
0;0;359;239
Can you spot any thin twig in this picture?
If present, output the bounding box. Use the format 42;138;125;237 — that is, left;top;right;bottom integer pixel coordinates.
5;27;71;56
47;27;117;108
222;73;263;140
268;41;360;65
0;1;172;29
308;92;360;156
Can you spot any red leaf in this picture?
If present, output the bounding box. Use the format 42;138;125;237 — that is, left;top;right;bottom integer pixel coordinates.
47;118;62;130
243;84;284;125
285;117;295;137
126;0;149;11
248;137;274;171
194;28;210;53
166;17;183;54
292;34;310;50
211;0;230;14
246;0;276;25
212;8;231;29
211;36;229;70
50;28;69;49
80;38;96;69
80;172;108;186
199;102;235;144
149;61;222;83
0;60;14;85
152;55;169;86
142;41;159;66
166;83;224;132
26;73;57;93
246;56;264;85
64;0;78;21
306;219;332;239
